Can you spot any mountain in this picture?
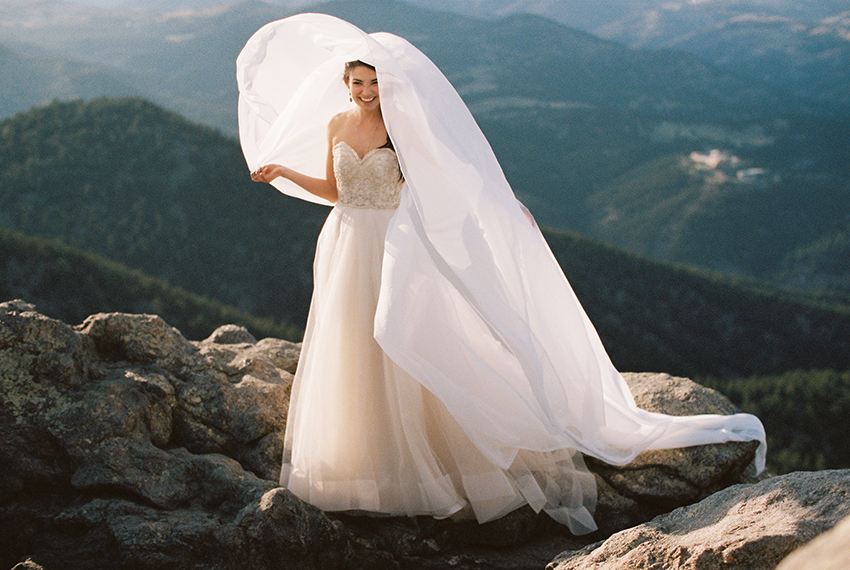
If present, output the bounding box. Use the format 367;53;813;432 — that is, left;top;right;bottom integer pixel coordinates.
0;43;145;119
401;0;849;35
0;0;791;131
2;0;848;300
578;115;850;294
0;97;329;328
405;0;850;116
594;5;850;117
0;0;255;133
705;369;850;474
2;97;849;379
0;227;299;341
544;229;850;379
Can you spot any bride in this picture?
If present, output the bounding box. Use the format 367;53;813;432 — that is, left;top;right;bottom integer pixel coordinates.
238;13;765;535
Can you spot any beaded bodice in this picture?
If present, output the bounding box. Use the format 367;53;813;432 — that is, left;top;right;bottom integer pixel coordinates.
333;142;402;209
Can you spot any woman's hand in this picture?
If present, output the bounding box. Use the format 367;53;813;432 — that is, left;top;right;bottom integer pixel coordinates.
250;161;337;202
251;164;285;184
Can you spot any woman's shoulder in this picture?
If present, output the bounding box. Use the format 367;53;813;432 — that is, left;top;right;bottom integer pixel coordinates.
327;110;354;135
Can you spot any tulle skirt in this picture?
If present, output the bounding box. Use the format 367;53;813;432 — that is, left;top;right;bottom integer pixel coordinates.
280;205;599;532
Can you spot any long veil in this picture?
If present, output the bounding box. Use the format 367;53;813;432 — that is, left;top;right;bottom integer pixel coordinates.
236;13;765;533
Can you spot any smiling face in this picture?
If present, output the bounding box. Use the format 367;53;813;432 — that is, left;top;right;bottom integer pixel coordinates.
345;64;379;111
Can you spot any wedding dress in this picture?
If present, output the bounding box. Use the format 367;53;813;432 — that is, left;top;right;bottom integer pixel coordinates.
237;13;766;535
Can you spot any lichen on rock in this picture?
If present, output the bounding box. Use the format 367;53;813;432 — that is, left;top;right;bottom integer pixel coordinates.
0;300;835;570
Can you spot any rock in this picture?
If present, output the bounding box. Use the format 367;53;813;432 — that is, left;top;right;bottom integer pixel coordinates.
204;324;257;345
77;312;202;373
775;512;850;570
0;306;303;569
588;372;762;535
248;337;302;374
548;470;850;570
198;332;301;376
0;303;775;570
235;488;356;569
0;300;35;314
11;560;43;570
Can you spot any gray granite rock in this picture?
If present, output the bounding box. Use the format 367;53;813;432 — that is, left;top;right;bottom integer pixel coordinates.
775;512;850;570
548;470;850;570
589;372;763;534
0;302;773;570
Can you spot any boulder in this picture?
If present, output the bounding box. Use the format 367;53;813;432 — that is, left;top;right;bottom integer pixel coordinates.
0;301;771;569
590;372;763;535
10;561;43;570
775;512;850;570
203;324;258;345
548;470;850;570
0;304;306;569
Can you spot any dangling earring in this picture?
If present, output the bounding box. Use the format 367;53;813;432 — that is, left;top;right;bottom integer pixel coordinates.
349;93;352;102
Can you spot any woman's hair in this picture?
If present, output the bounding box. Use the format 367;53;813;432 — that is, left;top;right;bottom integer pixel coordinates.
343;60;395;154
343;60;375;81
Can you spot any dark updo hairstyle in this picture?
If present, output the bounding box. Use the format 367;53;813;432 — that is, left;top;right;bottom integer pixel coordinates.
343;60;394;152
343;60;375;82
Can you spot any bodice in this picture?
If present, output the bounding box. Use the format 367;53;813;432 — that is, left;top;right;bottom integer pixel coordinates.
333;142;402;209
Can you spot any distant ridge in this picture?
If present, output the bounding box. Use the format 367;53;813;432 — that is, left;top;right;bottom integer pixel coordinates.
543;227;850;378
1;1;848;296
0;227;300;341
1;97;849;378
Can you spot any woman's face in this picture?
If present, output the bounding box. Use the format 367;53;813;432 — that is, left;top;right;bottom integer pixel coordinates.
346;65;379;111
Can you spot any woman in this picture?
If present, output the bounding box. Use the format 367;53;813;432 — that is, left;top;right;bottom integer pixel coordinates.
238;14;765;535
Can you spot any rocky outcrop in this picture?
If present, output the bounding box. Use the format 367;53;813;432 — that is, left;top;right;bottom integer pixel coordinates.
776;512;850;570
0;300;785;569
548;470;850;570
591;372;762;535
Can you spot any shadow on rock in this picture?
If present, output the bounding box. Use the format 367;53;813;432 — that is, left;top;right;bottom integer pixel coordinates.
0;301;764;569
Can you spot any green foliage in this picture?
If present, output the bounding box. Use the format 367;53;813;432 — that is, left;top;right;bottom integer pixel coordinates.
0;97;329;326
703;370;850;474
573;115;850;294
543;227;850;378
2;97;849;379
3;0;848;302
0;227;299;341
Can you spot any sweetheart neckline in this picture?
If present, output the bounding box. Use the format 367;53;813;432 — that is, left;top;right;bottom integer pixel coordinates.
334;140;395;161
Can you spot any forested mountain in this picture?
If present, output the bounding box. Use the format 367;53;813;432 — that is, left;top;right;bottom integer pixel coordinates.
0;98;329;327
705;369;850;475
574;116;850;295
0;43;144;120
2;97;849;380
2;0;847;300
544;229;850;379
407;0;850;116
0;0;789;132
0;227;299;341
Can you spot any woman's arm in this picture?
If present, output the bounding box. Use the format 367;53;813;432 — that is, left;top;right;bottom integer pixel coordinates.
250;122;339;203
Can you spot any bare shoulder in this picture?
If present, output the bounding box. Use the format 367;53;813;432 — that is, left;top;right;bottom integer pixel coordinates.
327;110;353;139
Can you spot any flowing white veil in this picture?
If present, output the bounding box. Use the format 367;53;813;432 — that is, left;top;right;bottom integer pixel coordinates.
237;13;765;532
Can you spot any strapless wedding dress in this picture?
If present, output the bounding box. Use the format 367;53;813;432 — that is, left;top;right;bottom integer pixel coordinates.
281;142;597;527
240;14;766;535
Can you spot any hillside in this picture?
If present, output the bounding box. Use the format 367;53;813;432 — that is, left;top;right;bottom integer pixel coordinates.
0;97;329;327
705;369;850;475
1;0;848;298
543;229;850;379
2;97;849;379
577;116;850;294
407;0;850;116
0;227;299;341
0;43;144;120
